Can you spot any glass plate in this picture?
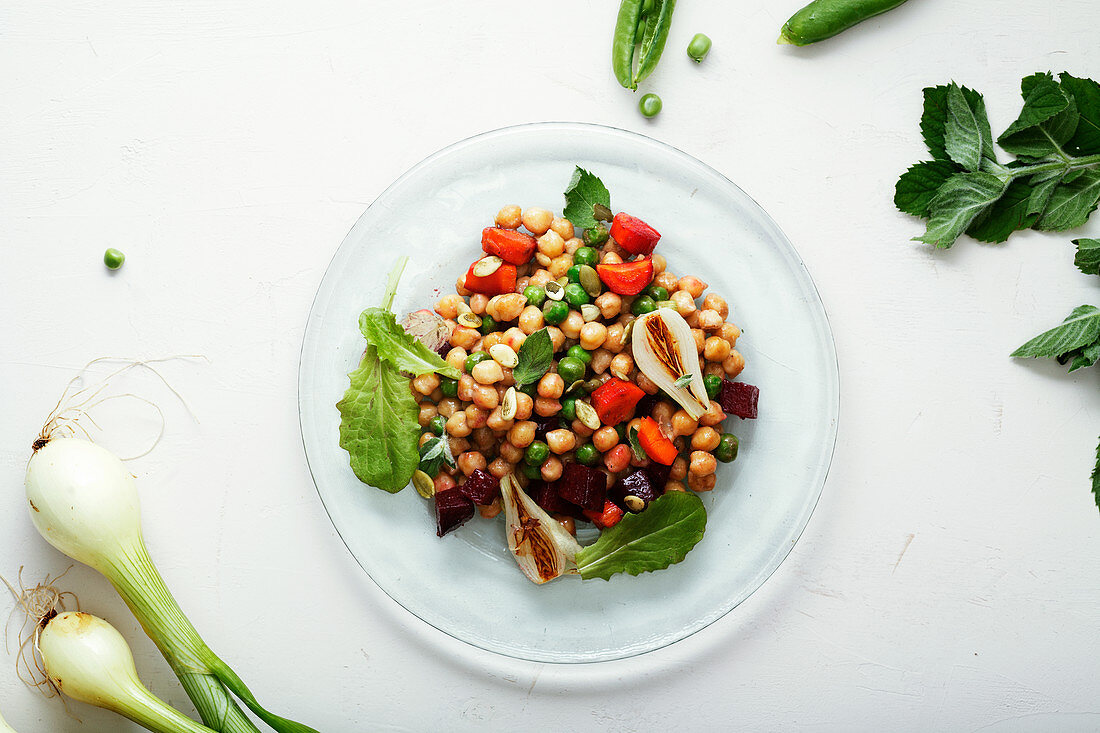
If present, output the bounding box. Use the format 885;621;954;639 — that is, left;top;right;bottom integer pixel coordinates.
298;123;838;663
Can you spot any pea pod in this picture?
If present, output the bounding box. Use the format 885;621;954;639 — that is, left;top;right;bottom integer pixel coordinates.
779;0;909;46
611;0;676;90
612;0;645;89
632;0;676;87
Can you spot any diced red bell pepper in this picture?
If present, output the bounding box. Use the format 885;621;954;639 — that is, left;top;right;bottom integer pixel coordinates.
637;417;677;466
583;499;625;529
463;260;517;296
481;227;537;265
596;258;654;296
590;378;646;425
719;380;759;419
609;213;661;256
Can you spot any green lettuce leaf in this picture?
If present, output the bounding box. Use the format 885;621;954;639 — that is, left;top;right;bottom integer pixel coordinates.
1011;305;1100;360
1074;238;1100;276
337;346;421;493
915;172;1006;248
359;308;461;379
563;167;611;231
576;492;707;580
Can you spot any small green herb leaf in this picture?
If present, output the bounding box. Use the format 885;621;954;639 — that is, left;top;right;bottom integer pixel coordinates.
359;308;461;379
1074;238;1100;276
965;178;1035;243
512;328;554;387
1064;340;1100;372
1011;305;1100;360
1092;437;1100;512
997;73;1074;158
944;83;996;172
1060;73;1100;156
576;492;707;581
915;172;1006;248
920;85;952;162
673;374;693;389
418;434;456;477
894;161;959;218
627;425;646;462
563;167;611;231
1035;169;1100;231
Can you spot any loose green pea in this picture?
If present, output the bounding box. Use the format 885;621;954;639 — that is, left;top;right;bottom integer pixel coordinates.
715;433;739;463
687;33;712;62
704;374;723;400
575;443;600;466
560;398;577;421
557;356;586;385
465;351;491;373
440;377;459;398
567;265;583;284
543;300;569;325
564;283;590;308
103;248;125;270
525;441;550;466
583;226;609;246
631;295;657;315
523;285;546;307
646;285;669;301
568;344;593;363
639;93;662;118
522;463;543;480
573;247;599;267
480;314;498;335
428;415;448;436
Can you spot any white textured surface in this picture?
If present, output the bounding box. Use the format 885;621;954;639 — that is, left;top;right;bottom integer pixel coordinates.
2;1;1098;731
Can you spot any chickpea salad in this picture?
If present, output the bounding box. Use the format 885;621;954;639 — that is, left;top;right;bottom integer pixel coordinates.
337;167;760;584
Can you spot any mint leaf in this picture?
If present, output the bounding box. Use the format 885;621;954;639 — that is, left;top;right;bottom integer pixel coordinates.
915;172;1006;248
337;346;421;493
1064;340;1100;372
1011;305;1100;360
563;167;611;231
576;492;707;581
1026;170;1064;217
944;83;996;172
1035;169;1100;231
1060;73;1100;156
1092;437;1100;512
998;73;1071;144
895;160;959;217
920;85;951;161
418;434;456;477
966;178;1034;243
359;308;461;379
627;425;646;462
511;327;553;387
1074;238;1100;276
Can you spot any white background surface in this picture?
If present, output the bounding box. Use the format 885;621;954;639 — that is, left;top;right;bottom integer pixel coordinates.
2;1;1098;731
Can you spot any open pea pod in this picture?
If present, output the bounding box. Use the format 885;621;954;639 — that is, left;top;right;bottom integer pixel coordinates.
611;0;676;90
632;0;676;87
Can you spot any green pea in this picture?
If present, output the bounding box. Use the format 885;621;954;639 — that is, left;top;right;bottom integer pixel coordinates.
564;283;590;308
583;225;609;246
575;443;600;466
522;463;543;480
560;398;577;421
567;344;593;363
687;33;712;62
567;265;583;284
518;381;538;397
479;314;498;335
543;300;569;325
524;285;546;307
631;295;657;315
646;285;669;301
428;415;448;436
465;351;491;373
715;433;739;463
525;441;550;466
573;247;599;267
103;248;125;270
556;356;586;385
639;93;662;118
704;374;723;400
440;377;459;398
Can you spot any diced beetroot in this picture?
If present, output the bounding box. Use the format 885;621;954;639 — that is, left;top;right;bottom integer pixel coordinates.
719;380;759;419
532;480;584;518
644;459;672;490
459;469;500;505
531;414;559;441
435;488;475;537
553;462;607;512
609;470;664;512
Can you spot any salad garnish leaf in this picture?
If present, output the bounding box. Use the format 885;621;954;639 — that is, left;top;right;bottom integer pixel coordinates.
418;434;456;477
626;425;646;462
337;345;421;493
1011;305;1100;373
359;308;461;379
511;328;554;387
1092;438;1100;511
943;83;995;172
563;167;611;231
576;492;706;581
1074;238;1100;276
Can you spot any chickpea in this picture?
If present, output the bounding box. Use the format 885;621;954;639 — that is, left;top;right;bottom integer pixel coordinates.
434;473;457;494
522;207;553;235
538;372;565;399
445;347;468;373
446;411;471;438
495;204;522;229
479;498;503;519
704;362;725;378
688;450;717;476
546;429;576;454
500;441;524;462
590;348;613;375
652;401;675;425
534;398;561;417
665;480;687;493
436;398;460;418
595;292;622;320
435;294;464;320
486;293;526;323
515;305;543;335
560;310;584;340
671;290;696;317
635;371;661;395
579;322;608;351
570;419;594;439
556;514;576;535
508;421;536;448
702;293;729;319
536;252;553;267
699;400;726;427
418;403;438;427
678;276;708;299
691;427;721;451
671;410;699;438
418;432;434;449
411;373;440;396
546;326;565;352
529;268;552;287
720;323;741;347
473;384;500;410
486;407;513;432
514;392;534;420
471;360;503;386
603;444;632;473
564;237;583;255
704;336;732;363
456;451;486;476
697;310;724;332
684;311;700;329
654;271;678;291
723;350;745;377
499;367;515;387
464;406;488;430
669;456;688;481
604;323;626;354
450;325;480;350
609;353;633;380
541;456;564;482
690;329;706;353
651;253;667;274
457;374;475;401
485;456;511;480
688;472;717;492
592;426;620;453
502;327;527;351
469;293;489;315
482;332;505;351
537;230;565;258
550;217;574;241
549;254;572;278
601;251;624;265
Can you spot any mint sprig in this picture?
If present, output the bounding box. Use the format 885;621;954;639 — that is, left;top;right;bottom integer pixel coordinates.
563;167;611;231
1012;305;1100;373
511;328;553;387
1074;238;1100;276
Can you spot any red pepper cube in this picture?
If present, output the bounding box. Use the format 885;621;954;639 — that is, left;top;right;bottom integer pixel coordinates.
481;227;537;266
583;499;625;529
596;258;654;296
609;213;661;256
463;260;517;296
719;380;759;419
590;378;646;426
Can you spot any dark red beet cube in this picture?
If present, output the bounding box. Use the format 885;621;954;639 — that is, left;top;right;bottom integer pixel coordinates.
644;460;672;490
532;480;584;518
554;463;607;512
459;469;500;505
719;380;759;419
435;488;475;537
609;470;664;512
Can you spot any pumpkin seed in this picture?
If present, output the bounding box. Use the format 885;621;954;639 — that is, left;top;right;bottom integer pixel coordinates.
457;312;483;329
580;304;601;322
412;470;436;499
584;377;604;393
501;386;518;421
622;317;635;343
472;255;503;277
566;380;586;395
579;265;602;297
575;400;601;430
593;203;614;223
545;280;565;301
656;300;676;310
490;343;519;368
456;301;473;316
623;495;646;512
